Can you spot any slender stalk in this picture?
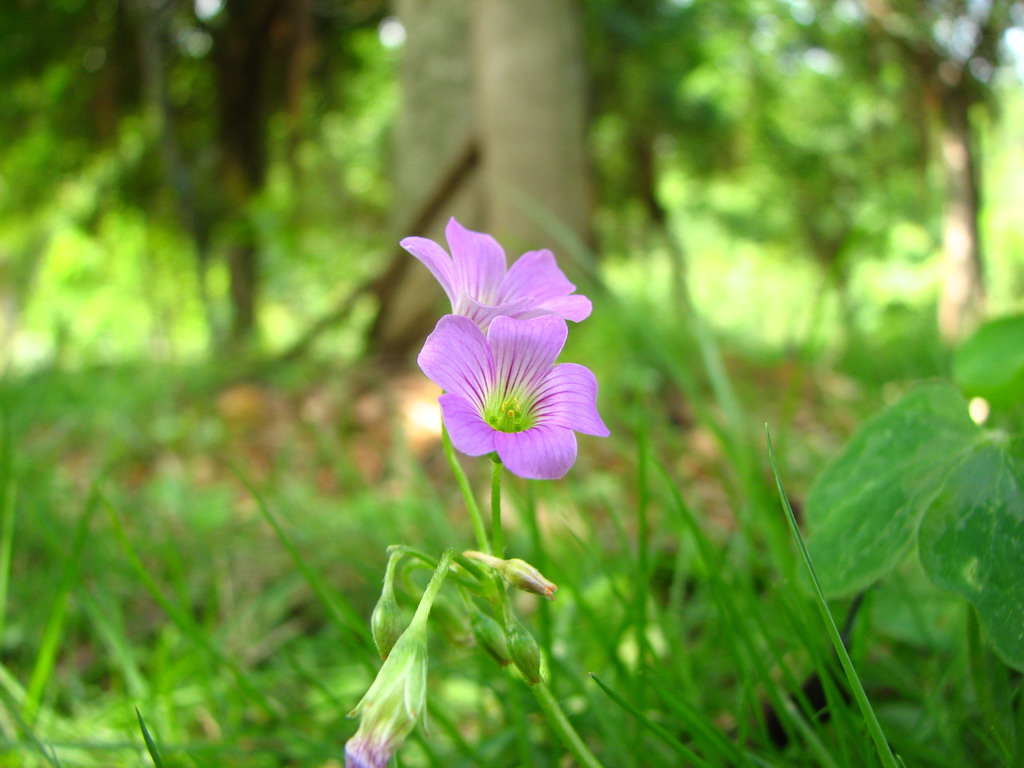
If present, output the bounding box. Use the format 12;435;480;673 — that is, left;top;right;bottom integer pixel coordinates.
533;682;605;768
0;485;15;642
522;483;553;657
486;458;606;768
441;425;490;552
490;458;505;559
412;549;455;625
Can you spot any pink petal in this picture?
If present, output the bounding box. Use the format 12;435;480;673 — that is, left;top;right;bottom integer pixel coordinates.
487;315;568;395
439;393;496;456
453;293;535;331
532;294;592;323
400;236;456;305
494;425;577;480
499;249;575;303
445;218;507;305
532;363;609;436
417;315;493;410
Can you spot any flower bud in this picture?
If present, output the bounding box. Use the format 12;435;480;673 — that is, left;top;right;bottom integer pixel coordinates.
370;585;403;660
498;558;557;600
371;550;405;659
346;624;427;768
504;608;542;685
470;610;510;666
464;551;557;600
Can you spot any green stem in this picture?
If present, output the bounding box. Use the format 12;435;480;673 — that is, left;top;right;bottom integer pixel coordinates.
441;426;489;553
533;682;606;768
411;549;455;626
491;458;505;559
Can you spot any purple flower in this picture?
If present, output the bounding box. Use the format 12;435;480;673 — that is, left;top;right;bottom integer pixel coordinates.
418;314;609;479
400;217;592;331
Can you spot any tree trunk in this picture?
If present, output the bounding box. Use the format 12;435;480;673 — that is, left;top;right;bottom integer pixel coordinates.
372;0;482;358
472;0;592;256
129;0;220;346
937;82;985;342
211;0;288;350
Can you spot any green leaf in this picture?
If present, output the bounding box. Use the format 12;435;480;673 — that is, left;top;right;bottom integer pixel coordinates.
807;384;978;596
918;435;1024;671
136;708;167;768
953;314;1024;408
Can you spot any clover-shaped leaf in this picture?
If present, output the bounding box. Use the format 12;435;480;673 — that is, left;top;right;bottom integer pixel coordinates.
807;383;1024;669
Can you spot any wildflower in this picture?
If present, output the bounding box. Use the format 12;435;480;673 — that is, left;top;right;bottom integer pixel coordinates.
464;551;558;600
400;217;591;331
418;314;609;480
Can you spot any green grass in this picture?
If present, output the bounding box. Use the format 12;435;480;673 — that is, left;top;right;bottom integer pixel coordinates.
0;285;1017;767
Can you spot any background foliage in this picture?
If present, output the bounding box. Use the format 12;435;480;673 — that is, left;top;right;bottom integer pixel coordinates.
1;0;1022;766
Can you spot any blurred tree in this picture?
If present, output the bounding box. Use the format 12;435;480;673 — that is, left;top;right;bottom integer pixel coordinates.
856;0;1023;340
735;1;933;332
0;0;391;359
473;0;592;252
583;0;740;305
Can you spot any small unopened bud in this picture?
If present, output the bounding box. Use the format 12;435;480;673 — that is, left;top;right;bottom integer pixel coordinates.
500;558;557;600
470;610;510;666
371;550;405;659
371;586;402;660
464;551;557;600
504;608;541;684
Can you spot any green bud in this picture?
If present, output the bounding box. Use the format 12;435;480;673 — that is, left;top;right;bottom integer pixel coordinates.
504;606;541;684
498;558;557;600
371;585;403;660
371;550;405;659
471;610;511;666
464;551;557;600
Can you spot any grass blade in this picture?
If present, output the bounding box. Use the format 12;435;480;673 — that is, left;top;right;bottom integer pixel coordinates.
589;673;713;767
23;490;96;721
231;465;375;660
136;708;167;768
102;492;279;717
0;485;14;643
0;669;61;767
765;426;900;768
0;406;15;642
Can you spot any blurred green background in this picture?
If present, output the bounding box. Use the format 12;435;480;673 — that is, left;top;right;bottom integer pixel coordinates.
1;0;1022;766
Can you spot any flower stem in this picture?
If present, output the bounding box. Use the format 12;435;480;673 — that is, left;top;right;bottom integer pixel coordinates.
411;549;455;626
532;681;606;768
441;425;490;553
489;463;604;766
490;458;505;559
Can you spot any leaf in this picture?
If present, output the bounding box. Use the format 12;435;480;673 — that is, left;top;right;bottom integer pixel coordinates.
953;314;1024;408
807;384;979;596
918;435;1024;671
136;708;167;768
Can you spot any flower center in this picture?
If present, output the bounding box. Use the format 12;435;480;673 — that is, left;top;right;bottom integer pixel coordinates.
484;395;534;433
